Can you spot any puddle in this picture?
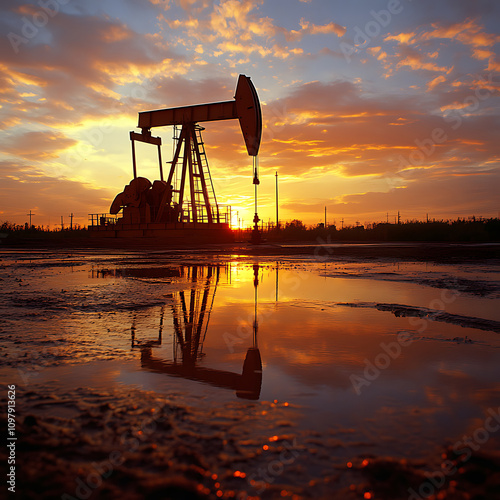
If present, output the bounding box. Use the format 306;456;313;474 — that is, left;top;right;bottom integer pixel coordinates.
1;249;499;499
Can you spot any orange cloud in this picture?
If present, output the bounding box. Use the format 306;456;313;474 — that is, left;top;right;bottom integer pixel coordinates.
216;40;271;57
421;18;500;48
0;161;113;227
385;32;415;44
427;75;446;91
2;131;77;161
367;47;388;61
487;56;500;72
439;102;471;112
299;19;346;38
1;0;498;228
472;48;495;60
163;0;344;63
101;24;132;43
397;53;450;72
387;19;500;51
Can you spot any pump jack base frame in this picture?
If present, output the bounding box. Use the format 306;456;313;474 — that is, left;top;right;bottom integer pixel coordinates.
89;222;233;244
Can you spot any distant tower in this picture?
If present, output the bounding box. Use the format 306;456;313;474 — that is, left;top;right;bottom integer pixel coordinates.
27;210;35;227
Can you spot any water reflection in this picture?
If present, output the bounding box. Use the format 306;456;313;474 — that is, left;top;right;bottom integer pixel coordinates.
84;258;500;460
131;265;262;399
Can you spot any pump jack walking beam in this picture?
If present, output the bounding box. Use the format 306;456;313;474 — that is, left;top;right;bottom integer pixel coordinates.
137;74;262;157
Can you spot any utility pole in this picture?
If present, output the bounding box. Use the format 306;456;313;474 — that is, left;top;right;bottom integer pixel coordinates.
275;171;279;230
69;213;74;230
324;206;327;228
397;210;401;224
27;210;35;227
341;218;344;229
386;212;389;223
60;216;64;231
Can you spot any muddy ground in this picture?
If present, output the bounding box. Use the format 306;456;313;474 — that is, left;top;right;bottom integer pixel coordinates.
1;246;499;500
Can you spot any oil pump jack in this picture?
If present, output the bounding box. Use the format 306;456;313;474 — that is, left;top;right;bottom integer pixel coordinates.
92;74;263;242
131;264;263;400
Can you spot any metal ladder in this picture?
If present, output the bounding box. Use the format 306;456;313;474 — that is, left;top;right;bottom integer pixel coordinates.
193;126;219;223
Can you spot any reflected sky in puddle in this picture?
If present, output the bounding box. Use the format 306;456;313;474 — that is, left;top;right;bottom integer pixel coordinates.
2;254;499;463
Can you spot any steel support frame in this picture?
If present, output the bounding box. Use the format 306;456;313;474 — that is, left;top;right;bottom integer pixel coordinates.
166;123;213;224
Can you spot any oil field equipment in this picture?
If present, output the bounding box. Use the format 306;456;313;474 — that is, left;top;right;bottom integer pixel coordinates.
89;74;262;241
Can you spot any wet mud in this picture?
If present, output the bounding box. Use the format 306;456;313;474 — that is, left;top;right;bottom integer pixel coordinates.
1;248;499;499
338;302;500;334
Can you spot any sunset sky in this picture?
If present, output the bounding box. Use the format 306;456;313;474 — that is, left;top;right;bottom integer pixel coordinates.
1;0;499;229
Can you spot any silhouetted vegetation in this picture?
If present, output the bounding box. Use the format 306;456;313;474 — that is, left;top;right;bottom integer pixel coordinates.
0;221;88;245
2;217;499;245
268;217;500;242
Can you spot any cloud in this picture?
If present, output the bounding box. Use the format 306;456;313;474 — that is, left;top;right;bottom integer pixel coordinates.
383;18;500;79
224;76;500;195
2;131;77;160
385;32;415;45
0;6;188;129
420;18;500;48
472;48;495;60
395;45;451;73
426;75;446;91
0;1;498;227
161;0;344;61
386;18;500;49
281;167;500;220
145;74;237;107
344;169;500;216
0;160;114;225
299;18;346;38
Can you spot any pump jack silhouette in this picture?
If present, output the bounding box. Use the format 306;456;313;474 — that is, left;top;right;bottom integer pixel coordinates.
131;264;262;400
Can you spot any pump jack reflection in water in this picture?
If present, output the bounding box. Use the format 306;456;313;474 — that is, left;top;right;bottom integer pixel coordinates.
132;265;263;400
